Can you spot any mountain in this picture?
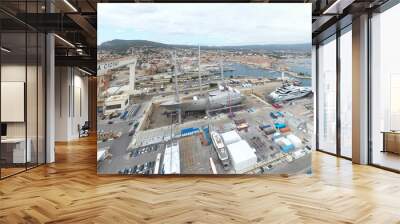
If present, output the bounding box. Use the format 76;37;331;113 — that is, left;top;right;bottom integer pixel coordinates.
98;39;311;53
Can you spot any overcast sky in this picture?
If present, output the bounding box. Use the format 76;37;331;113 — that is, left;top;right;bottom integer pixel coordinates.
98;3;311;46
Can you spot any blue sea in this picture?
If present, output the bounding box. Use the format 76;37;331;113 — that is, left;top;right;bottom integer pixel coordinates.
223;62;311;87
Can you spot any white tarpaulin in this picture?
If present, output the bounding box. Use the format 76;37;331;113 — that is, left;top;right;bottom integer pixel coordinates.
163;142;180;174
227;140;257;173
221;130;242;145
286;134;302;148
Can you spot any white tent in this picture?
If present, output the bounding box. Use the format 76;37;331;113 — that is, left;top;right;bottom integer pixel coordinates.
286;134;302;148
221;130;242;145
97;149;106;162
226;140;257;173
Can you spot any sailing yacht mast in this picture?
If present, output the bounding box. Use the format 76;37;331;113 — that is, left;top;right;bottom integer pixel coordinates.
220;51;224;83
171;51;181;124
198;45;202;95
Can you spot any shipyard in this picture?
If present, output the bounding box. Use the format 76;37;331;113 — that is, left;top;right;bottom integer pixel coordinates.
97;43;313;175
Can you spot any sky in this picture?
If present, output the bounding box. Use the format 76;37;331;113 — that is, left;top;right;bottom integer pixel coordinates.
98;3;311;46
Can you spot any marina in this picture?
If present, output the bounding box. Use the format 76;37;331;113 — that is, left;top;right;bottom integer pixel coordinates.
222;62;312;86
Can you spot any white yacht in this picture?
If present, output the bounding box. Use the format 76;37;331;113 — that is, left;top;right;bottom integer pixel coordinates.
267;83;312;103
210;131;229;168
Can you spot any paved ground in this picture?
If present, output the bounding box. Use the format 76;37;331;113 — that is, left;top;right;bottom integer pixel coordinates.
97;102;148;174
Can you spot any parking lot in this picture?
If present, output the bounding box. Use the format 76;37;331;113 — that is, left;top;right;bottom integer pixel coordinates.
97;101;150;174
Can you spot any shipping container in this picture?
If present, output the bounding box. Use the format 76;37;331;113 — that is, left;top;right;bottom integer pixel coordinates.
263;127;276;135
274;123;286;129
279;127;291;133
259;124;271;130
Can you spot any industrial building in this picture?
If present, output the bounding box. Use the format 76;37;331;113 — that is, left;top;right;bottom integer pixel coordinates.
103;94;129;115
226;140;257;173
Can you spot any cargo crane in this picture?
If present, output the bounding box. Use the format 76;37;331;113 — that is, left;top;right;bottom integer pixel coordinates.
97;57;137;93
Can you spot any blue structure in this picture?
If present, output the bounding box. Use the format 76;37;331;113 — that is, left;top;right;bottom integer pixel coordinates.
274;123;286;129
280;144;294;153
202;127;212;145
180;127;200;137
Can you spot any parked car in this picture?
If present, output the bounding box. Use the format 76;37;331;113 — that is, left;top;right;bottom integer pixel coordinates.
272;103;283;109
138;164;144;172
132;150;139;157
149;161;155;168
130;166;137;174
270;111;284;119
109;112;120;119
120;111;129;120
123;168;129;174
128;126;136;136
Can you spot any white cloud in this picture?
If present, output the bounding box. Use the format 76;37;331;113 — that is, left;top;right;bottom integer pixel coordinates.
98;3;311;45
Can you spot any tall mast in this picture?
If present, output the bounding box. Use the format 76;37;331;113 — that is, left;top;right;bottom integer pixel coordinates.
198;45;202;95
220;51;224;83
172;51;181;124
172;51;179;102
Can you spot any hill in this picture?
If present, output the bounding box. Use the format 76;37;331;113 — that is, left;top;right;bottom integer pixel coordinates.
98;39;311;53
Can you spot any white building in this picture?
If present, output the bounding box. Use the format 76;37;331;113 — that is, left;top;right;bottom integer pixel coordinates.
286;134;303;148
226;140;257;173
104;94;129;115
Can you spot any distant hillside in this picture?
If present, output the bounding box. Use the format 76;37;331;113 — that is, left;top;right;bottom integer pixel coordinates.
98;40;169;52
98;39;311;53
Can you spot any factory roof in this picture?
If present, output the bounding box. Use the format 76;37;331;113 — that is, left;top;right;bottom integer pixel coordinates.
105;94;129;103
226;140;257;172
221;130;241;145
